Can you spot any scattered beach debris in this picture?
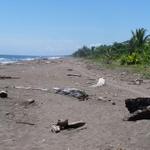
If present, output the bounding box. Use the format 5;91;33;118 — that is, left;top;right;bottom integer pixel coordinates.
51;119;86;133
108;99;116;105
120;71;127;76
14;86;49;92
97;97;116;105
124;106;150;121
5;112;15;119
27;99;35;104
53;87;88;100
91;77;105;87
98;96;105;101
124;97;150;121
129;79;143;85
112;101;116;105
0;91;8;98
67;68;73;71
0;75;19;80
67;73;81;77
16;121;35;126
125;97;150;113
22;99;35;106
134;79;143;85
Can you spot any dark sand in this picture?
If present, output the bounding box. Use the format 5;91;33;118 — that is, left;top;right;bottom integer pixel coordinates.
0;58;150;150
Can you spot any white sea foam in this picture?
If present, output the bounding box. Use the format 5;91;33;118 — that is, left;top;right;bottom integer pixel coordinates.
0;55;62;64
48;56;61;60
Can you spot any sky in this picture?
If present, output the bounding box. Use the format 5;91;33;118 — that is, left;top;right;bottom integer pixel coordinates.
0;0;150;56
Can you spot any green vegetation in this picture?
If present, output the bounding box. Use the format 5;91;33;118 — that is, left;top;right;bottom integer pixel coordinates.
72;28;150;78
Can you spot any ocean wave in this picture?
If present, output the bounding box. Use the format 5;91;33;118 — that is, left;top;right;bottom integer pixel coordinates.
0;55;61;64
47;56;61;60
0;61;16;64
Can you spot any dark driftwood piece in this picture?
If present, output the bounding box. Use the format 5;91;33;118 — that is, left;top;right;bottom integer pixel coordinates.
67;68;73;71
124;107;150;121
57;119;69;129
51;120;86;133
0;76;19;79
16;121;35;125
0;91;8;98
68;121;86;129
67;73;81;77
22;99;35;106
125;97;150;121
125;97;150;113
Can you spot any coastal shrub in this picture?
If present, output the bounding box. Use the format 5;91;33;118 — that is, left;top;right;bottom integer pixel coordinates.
72;28;150;66
143;52;150;64
120;53;142;65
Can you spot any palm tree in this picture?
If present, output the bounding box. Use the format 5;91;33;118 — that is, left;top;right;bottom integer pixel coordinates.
129;28;150;53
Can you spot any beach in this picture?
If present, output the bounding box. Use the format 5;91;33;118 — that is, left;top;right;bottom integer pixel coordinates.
0;58;150;150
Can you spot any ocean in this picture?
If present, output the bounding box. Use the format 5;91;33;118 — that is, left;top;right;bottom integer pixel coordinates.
0;55;61;64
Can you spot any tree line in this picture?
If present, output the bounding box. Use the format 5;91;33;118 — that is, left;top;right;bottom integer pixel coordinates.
72;28;150;65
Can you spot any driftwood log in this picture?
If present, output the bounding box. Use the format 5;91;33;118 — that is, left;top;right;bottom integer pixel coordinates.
67;73;81;77
0;76;19;79
0;91;8;98
125;97;150;113
14;86;50;92
125;97;150;121
16;121;35;125
51;120;86;133
124;106;150;121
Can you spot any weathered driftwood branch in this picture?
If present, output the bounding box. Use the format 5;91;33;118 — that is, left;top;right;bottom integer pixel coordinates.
124;97;150;121
67;73;81;77
14;86;50;92
125;97;150;113
51;120;86;133
16;121;35;125
0;76;19;79
0;91;8;98
124;106;150;121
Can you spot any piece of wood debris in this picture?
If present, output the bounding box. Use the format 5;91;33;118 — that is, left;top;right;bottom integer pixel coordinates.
51;120;86;133
27;99;35;104
67;68;73;71
67;73;81;77
129;79;143;85
16;121;35;125
123;106;150;121
22;99;35;106
0;75;19;79
0;91;8;98
14;86;50;92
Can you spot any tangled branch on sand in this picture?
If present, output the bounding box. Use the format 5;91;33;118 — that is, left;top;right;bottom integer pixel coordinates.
14;86;50;92
16;121;35;125
67;73;81;77
0;75;20;79
51;119;86;133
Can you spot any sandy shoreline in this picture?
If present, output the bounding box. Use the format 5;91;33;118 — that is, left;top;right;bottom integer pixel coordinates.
0;58;150;150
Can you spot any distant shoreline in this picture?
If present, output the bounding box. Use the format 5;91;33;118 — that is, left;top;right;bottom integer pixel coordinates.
0;54;69;64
